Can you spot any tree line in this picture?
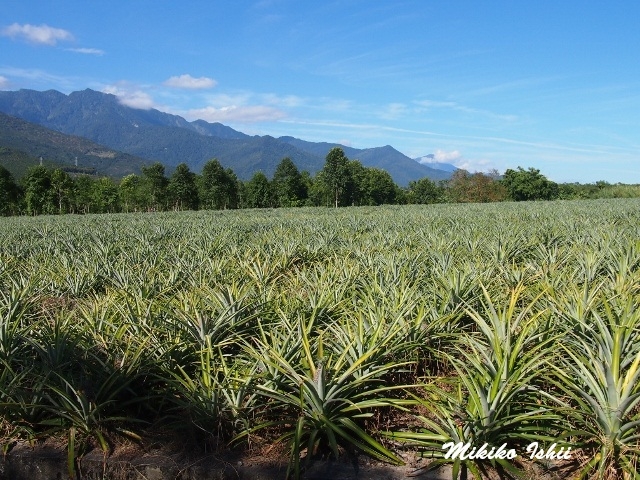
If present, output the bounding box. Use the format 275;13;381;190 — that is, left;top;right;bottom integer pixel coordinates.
0;147;637;216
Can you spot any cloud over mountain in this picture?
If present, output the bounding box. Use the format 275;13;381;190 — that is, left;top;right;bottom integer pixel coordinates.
103;84;156;110
185;104;286;123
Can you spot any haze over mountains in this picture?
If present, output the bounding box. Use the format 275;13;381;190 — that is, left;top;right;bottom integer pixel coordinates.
0;88;456;185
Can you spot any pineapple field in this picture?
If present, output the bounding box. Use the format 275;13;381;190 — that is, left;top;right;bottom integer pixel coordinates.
1;200;639;479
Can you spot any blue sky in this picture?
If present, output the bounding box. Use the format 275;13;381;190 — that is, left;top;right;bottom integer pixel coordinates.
1;1;639;183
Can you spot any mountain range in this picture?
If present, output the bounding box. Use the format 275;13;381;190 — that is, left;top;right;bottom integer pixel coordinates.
0;88;456;186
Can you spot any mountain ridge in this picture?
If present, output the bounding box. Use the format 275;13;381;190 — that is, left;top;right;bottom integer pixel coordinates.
0;88;456;185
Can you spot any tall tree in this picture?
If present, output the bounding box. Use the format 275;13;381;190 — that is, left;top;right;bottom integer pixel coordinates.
168;163;198;210
446;169;472;203
119;174;145;212
93;177;120;213
501;167;558;201
0;165;21;215
300;171;314;206
447;169;508;203
346;160;367;206
199;159;238;210
245;171;272;208
307;170;329;207
321;147;350;208
272;157;307;207
22;165;54;216
50;168;73;214
467;171;507;202
407;177;444;204
363;168;396;205
141;162;169;211
224;168;240;209
72;175;95;214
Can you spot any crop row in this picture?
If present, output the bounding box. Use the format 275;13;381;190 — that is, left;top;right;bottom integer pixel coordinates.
1;200;639;479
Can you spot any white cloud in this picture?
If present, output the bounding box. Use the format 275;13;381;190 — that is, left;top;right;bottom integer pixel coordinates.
0;76;9;89
418;149;496;173
163;74;217;89
415;99;518;122
262;93;304;108
103;84;156;110
433;149;462;163
379;102;408;119
67;47;105;56
185;105;286;123
419;149;463;165
2;23;73;45
416;99;458;110
204;93;253;105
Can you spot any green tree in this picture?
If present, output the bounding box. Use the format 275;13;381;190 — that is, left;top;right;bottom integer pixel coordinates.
199;159;238;210
346;160;367;206
22;165;54;215
245;171;272;208
168;163;198;210
119;174;146;212
224;168;240;209
50;168;74;214
362;168;396;205
407;177;444;204
141;162;169;211
93;177;120;213
321;147;351;208
307;170;329;207
0;165;21;215
501;167;558;201
272;157;307;207
71;175;95;214
300;171;315;206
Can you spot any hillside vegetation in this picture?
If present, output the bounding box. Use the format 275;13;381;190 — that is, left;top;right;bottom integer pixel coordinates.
0;112;149;178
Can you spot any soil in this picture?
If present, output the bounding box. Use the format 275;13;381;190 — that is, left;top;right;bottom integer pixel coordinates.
0;441;442;480
0;439;581;480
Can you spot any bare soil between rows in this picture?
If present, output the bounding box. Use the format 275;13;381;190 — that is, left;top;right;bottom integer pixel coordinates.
0;439;576;480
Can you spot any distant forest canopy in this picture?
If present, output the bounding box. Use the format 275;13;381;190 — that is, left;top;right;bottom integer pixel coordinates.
0;147;639;216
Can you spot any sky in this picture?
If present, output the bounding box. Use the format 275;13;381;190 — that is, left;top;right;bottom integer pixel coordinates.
1;1;639;183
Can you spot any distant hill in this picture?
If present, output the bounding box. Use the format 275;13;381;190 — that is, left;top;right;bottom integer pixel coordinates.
0;112;148;177
0;88;456;186
0;146;63;180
